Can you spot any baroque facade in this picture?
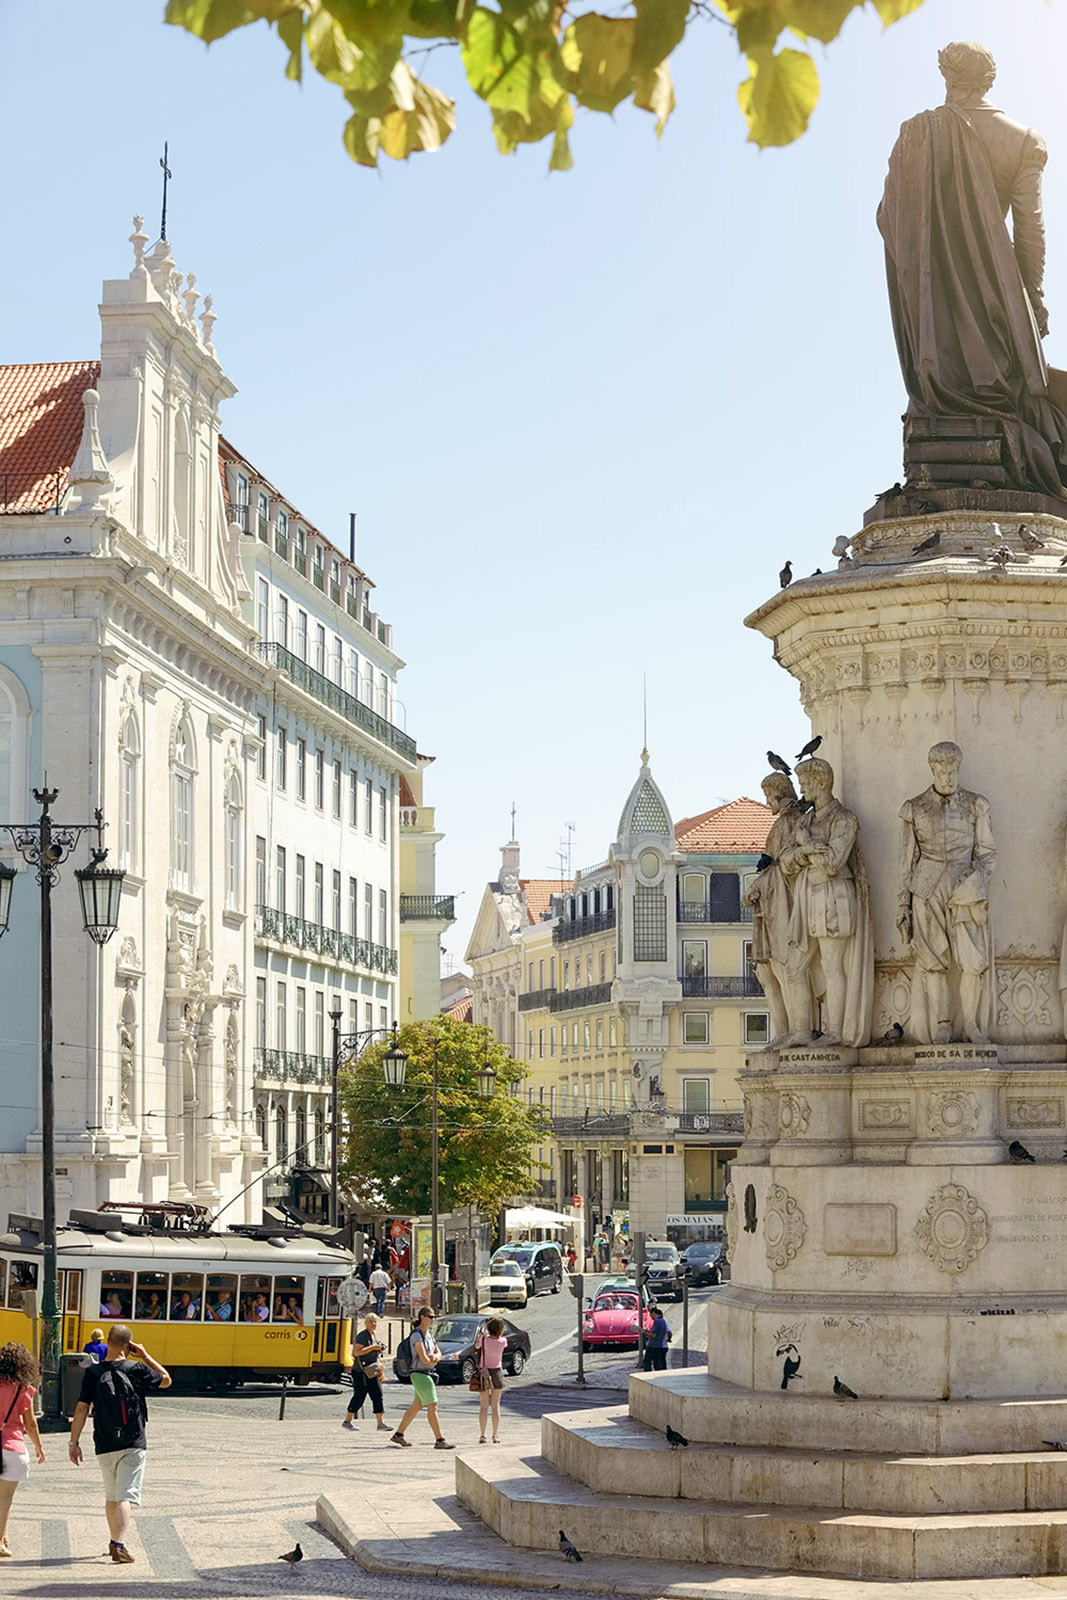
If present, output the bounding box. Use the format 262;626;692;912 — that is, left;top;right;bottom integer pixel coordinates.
466;755;772;1248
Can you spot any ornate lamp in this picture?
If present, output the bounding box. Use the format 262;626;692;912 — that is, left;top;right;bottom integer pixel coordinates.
74;850;125;945
0;860;16;937
475;1059;497;1100
381;1039;408;1089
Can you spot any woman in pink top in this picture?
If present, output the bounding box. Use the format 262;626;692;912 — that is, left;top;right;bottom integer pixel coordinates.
475;1317;508;1445
0;1341;45;1558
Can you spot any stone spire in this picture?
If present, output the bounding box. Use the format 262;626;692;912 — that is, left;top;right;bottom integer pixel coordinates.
65;388;114;513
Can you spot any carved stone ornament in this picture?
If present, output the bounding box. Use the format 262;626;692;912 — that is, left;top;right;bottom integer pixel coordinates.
1006;1095;1064;1129
724;1182;737;1264
915;1182;989;1274
742;1094;753;1136
778;1092;811;1138
996;963;1055;1030
764;1183;807;1271
926;1090;980;1138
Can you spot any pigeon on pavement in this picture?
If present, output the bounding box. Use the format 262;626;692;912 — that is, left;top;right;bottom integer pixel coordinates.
559;1531;583;1563
666;1425;689;1450
278;1543;303;1566
833;1377;859;1400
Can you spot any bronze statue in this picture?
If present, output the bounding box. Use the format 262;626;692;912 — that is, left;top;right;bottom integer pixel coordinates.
878;41;1067;497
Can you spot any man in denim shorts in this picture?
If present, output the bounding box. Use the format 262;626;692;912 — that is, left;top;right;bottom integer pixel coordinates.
69;1324;171;1564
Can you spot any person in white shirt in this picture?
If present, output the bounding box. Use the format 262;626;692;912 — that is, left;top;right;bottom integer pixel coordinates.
369;1266;392;1317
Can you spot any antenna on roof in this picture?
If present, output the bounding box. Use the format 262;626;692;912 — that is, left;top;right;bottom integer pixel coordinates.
556;822;575;884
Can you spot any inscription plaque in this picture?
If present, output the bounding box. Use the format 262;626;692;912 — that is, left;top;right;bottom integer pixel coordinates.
824;1202;897;1257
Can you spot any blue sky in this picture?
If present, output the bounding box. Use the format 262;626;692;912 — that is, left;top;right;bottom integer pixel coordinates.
1;1;1065;968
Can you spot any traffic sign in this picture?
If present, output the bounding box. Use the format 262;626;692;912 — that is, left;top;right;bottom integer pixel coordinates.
572;1194;583;1208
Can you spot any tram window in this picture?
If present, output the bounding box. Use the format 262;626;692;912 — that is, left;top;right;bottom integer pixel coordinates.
170;1273;204;1321
65;1272;81;1313
272;1276;305;1324
205;1274;237;1323
135;1272;168;1321
325;1278;341;1318
100;1271;132;1319
0;1260;6;1306
240;1275;272;1322
11;1261;38;1298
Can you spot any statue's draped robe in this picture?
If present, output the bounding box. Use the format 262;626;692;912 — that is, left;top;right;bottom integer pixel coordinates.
878;102;1067;496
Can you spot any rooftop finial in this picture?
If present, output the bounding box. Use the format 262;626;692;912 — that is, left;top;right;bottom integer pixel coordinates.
199;293;216;350
65;388;114;513
129;215;149;277
182;271;200;324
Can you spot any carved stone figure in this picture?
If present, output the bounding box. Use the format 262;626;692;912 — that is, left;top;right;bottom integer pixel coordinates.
779;758;873;1048
743;772;809;1046
878;41;1067;496
898;741;996;1043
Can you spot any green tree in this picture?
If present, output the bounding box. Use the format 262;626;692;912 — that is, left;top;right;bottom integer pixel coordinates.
164;1;926;171
337;1017;547;1215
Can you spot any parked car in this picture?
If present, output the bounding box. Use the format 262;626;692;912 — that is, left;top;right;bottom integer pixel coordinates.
392;1314;531;1384
490;1241;563;1299
488;1259;528;1307
581;1286;655;1352
643;1242;683;1302
680;1240;729;1286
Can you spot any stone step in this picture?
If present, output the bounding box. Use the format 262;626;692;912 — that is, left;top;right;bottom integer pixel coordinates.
542;1406;1067;1515
628;1369;1067;1456
455;1444;1067;1581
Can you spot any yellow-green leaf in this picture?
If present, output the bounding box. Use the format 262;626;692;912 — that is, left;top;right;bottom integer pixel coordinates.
871;0;924;22
633;61;675;137
776;0;856;44
736;7;782;54
461;7;522;98
377;73;455;157
737;46;819;147
632;0;689;77
549;94;573;170
276;9;304;79
307;8;401;88
319;0;410;45
561;14;634;114
406;0;470;38
164;0;300;43
343;107;382;165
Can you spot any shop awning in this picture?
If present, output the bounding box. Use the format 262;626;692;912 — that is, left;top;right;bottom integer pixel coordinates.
505;1205;574;1230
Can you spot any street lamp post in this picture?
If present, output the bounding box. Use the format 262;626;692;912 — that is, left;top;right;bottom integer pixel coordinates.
327;1016;408;1232
0;789;124;1424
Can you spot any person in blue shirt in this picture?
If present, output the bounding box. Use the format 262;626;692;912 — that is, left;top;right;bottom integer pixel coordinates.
82;1329;108;1363
642;1306;671;1372
205;1290;233;1322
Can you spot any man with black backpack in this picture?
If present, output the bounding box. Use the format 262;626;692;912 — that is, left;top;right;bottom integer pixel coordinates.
68;1324;171;1564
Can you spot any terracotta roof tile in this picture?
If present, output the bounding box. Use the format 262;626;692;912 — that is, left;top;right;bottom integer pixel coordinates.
0;361;99;512
675;797;773;854
442;992;473;1022
519;878;571;925
398;775;417;810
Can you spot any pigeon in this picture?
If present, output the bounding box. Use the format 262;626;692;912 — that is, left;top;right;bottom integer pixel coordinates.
878;481;904;500
833;1377;859;1400
779;561;793;589
1019;524;1045;552
907;494;939;514
1044;1440;1067;1451
666;1425;689;1450
559;1531;583;1562
988;546;1013;569
278;1543;303;1566
795;735;822;762
755;852;774;873
912;529;941;555
1009;1139;1036;1164
767;750;792;776
813;568;823;575
874;1022;904;1046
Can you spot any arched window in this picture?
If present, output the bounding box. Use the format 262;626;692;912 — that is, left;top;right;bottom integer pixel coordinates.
295;1103;308;1158
171;714;195;891
224;772;242;910
254;1100;267;1148
314;1107;326;1165
120;714;140;871
275;1103;288;1163
174;410;193;568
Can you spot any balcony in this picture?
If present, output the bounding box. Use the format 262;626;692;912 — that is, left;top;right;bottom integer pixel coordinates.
677;1111;745;1136
517;987;555;1013
312;564;325;592
255;904;398;975
681;975;764;998
399;894;456;922
677;903;753;924
550;982;613;1013
553;909;616;944
258;641;416;762
552;1113;630;1138
274;528;289;559
254;1048;332;1087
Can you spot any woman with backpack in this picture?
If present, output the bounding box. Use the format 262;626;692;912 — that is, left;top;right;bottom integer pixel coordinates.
0;1341;45;1557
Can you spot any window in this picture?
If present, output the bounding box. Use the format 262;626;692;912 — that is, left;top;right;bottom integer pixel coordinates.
550;1025;557;1058
277;508;288;543
378;785;387;841
609;1017;618;1047
348;877;358;936
572;1022;579;1051
365;778;373;834
120;715;139;870
333;760;342;818
682;873;705;908
255;714;266;780
744;941;757;984
276;981;287;1050
683;1012;710;1044
256;577;270;641
744;1012;770;1046
235;471;249;518
275;1105;288;1162
549;957;556;988
561;1025;567;1057
349;769;358;827
134;1271;168;1321
379;1005;388;1031
608;1076;616;1110
538;1028;544;1059
528;1031;534;1062
332;870;342;932
583;1020;591;1052
314;749;324;809
255;836;266;906
314;1108;326;1165
595;1078;604;1108
710;872;742;923
258;490;269;534
314;991;325;1056
296;987;307;1054
240;1273;272;1323
295;610;308;662
275;846;286;913
364;1001;373;1032
379;889;388;946
633;885;666;962
595;1017;603;1050
295;855;306;919
255;977;266;1048
364;882;373;941
205;1273;238;1323
683;941;707;980
683;1078;710;1115
538;958;544;989
171;715;194;891
99;1270;133;1319
379;672;389;716
295;1105;307;1158
599;951;606;982
315;623;326;675
332;636;343;685
586;954;593;985
528;963;534;992
224;774;241;909
276;726;287;790
349;650;360;698
276;595;289;650
563;960;569;991
296;738;306;801
254;1101;267;1146
314;863;324;924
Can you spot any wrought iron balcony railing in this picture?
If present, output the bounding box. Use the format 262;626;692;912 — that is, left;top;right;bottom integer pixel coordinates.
517;987;555;1013
255;904;398;974
677;902;753;924
552;1113;630;1137
254;1048;333;1087
550;982;613;1013
257;641;416;762
399;894;456;922
677;1111;745;1135
681;975;763;998
553;909;615;944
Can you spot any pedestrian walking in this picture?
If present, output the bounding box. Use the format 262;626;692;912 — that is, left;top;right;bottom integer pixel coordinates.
0;1342;45;1558
565;1244;576;1273
68;1323;171;1565
391;1308;454;1450
369;1264;392;1317
341;1312;389;1432
82;1328;108;1363
643;1304;671;1372
474;1317;508;1445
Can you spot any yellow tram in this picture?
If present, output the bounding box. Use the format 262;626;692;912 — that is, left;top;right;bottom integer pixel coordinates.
0;1207;355;1386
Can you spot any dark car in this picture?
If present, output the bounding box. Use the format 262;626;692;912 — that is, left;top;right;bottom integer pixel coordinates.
490;1241;563;1299
643;1242;683;1301
392;1314;531;1385
680;1240;729;1286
